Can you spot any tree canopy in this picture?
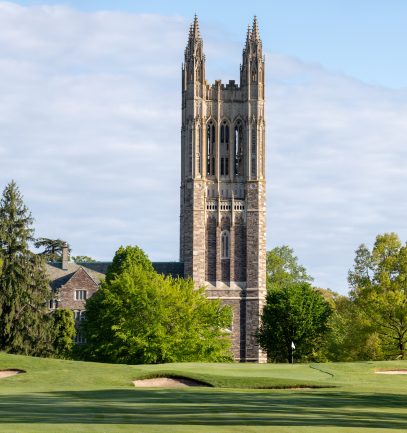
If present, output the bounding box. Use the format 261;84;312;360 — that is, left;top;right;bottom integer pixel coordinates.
34;238;70;262
266;246;313;291
52;308;76;358
258;282;331;362
72;256;96;263
0;181;53;355
82;246;232;364
348;233;407;359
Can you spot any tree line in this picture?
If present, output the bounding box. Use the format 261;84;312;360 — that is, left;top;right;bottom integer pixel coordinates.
258;240;407;362
0;181;231;362
0;180;405;363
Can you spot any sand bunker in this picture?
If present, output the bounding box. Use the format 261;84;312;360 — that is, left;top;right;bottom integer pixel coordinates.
0;369;25;378
133;377;209;388
375;370;407;375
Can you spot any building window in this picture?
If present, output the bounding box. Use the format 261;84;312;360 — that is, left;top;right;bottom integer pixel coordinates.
234;121;243;176
197;125;202;175
220;121;230;177
188;128;193;176
49;299;59;309
74;310;86;321
251;126;257;177
221;231;230;259
207;121;215;176
75;290;87;301
74;332;86;344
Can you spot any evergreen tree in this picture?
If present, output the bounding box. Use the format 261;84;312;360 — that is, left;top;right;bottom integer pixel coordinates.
52;308;76;358
34;238;70;262
0;181;53;355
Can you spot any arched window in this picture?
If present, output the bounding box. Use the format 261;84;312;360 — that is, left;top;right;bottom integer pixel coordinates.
220;121;229;176
188;127;193;176
251;126;257;177
221;231;230;259
197;125;202;175
207;121;215;176
234;121;243;176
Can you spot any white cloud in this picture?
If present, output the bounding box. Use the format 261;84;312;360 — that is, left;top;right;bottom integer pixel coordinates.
0;3;406;294
268;55;407;292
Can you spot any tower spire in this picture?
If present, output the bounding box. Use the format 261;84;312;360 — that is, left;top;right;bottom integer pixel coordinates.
183;15;205;87
251;15;260;41
192;14;201;39
185;15;203;59
245;24;251;49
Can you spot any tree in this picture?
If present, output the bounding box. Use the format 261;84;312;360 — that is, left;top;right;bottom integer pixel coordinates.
104;245;155;283
0;181;53;355
320;293;383;362
258;282;331;363
52;308;76;358
266;246;313;291
72;256;96;263
348;233;407;359
34;238;70;262
82;246;232;364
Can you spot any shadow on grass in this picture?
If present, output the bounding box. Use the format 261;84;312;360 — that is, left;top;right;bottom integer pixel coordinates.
0;389;406;429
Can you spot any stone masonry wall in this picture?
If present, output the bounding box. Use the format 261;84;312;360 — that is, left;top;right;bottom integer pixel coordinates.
58;268;99;312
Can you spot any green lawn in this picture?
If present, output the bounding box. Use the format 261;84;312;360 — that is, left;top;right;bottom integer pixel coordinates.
0;353;406;432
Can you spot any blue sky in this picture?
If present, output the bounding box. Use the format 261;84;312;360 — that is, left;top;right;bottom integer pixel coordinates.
13;0;407;88
0;1;406;294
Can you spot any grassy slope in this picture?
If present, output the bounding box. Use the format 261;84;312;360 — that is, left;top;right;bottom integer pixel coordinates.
0;353;406;433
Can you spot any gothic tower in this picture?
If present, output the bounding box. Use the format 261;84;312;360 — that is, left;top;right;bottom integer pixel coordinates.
180;16;266;362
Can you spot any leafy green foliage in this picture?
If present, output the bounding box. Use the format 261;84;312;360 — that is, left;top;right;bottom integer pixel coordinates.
105;245;154;283
348;233;407;359
72;256;96;263
258;282;331;363
52;308;76;358
266;245;313;291
321;293;384;361
0;181;53;355
82;246;232;364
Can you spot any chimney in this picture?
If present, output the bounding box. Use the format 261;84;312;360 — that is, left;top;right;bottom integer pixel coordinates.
62;243;69;270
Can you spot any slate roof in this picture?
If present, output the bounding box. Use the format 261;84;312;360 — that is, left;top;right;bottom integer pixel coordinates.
152;262;184;278
46;262;107;292
46;261;184;291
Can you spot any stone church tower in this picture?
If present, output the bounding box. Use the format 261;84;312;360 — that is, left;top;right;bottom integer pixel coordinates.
180;16;266;362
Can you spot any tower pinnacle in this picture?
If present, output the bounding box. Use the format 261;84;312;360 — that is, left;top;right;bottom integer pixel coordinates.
245;24;251;49
251;15;260;41
192;14;201;39
185;15;204;60
183;15;205;87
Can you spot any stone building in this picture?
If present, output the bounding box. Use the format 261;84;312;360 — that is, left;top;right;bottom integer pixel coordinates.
47;16;267;362
46;247;109;343
179;16;267;362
